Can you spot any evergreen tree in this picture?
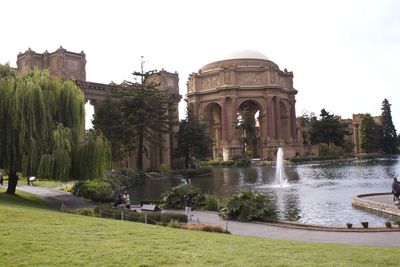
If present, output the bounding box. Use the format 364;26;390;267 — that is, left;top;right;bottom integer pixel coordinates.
176;106;212;167
380;98;398;154
0;65;111;194
119;73;169;171
360;113;381;153
92;96;126;161
309;109;349;147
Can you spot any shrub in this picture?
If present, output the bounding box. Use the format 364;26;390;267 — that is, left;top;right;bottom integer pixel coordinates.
204;194;219;211
94;206;188;224
159;184;204;209
181;223;230;234
221;160;235;167
361;221;369;228
169;167;212;178
208;160;222;166
346;223;352;229
394;220;400;227
385;221;392;228
71;180;113;202
79;208;94;216
318;144;345;158
167;219;181;229
235;159;251;167
159;163;169;173
218;191;277;222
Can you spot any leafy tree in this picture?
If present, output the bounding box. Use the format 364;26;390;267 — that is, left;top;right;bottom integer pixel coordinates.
176;106;212;168
0;65;111;194
298;112;316;145
92;96;126;161
119;73;169;171
237;108;258;157
360;114;381;153
380;98;398;154
309;109;349;147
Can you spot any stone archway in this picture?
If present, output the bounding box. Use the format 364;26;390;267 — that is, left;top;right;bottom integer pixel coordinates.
237;99;264;159
187;50;302;160
203;102;223;159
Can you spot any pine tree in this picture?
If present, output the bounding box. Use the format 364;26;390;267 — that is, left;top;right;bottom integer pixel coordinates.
360;114;381;153
92;96;126;160
380;98;398;154
119;74;169;171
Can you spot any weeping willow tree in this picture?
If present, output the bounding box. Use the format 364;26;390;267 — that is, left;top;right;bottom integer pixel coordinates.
0;64;110;194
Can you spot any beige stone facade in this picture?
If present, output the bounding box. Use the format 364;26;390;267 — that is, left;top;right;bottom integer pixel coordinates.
17;47;86;81
186;51;302;160
16;48;180;170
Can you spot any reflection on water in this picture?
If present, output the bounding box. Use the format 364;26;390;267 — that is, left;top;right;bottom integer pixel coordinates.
128;156;400;226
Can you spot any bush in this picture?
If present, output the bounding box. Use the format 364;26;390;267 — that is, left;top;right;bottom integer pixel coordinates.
318;144;345;158
361;221;369;228
181;224;230;234
72;180;113;202
235;159;251;167
346;223;352;229
79;208;94;216
218;191;277;222
94;206;188;224
160;184;204;209
204;194;219;211
159;163;169;173
167;219;181;229
221;160;235;167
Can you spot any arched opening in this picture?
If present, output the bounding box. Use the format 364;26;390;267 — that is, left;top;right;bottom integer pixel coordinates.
237;100;263;159
85;100;94;130
203;103;222;159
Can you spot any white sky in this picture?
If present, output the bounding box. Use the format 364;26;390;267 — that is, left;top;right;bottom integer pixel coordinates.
2;0;400;130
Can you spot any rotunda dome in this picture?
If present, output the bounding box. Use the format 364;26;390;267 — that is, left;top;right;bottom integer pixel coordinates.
222;50;269;61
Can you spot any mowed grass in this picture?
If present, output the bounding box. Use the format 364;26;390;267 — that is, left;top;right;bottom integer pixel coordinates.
0;188;399;267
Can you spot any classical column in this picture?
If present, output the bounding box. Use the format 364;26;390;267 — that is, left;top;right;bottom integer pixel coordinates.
266;97;275;140
221;98;228;144
290;100;297;140
274;97;282;141
231;97;238;143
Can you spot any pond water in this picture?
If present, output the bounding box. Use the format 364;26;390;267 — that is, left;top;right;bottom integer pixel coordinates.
127;156;400;226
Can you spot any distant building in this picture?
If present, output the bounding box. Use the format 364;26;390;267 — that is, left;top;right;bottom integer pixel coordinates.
16;47;181;170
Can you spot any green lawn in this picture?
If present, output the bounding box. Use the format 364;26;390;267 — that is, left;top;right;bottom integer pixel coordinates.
0;187;399;266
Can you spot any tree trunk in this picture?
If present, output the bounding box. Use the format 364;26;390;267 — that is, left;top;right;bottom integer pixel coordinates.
137;127;144;171
6;170;18;195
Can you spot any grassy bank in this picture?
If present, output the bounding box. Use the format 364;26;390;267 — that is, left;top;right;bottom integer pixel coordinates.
0;187;399;266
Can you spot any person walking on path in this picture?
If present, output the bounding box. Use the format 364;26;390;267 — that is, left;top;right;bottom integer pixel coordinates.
184;194;194;221
392;177;400;203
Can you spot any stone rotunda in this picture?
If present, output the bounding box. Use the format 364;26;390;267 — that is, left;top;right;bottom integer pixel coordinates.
186;50;302;160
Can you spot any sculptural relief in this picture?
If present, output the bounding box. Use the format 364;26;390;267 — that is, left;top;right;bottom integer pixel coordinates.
237;72;262;85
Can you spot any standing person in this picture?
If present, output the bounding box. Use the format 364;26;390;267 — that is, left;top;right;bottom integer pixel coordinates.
0;173;3;186
122;191;131;209
392;177;400;203
184;194;194;221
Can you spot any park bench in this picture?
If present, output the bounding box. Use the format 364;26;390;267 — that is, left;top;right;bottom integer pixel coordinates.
28;176;35;186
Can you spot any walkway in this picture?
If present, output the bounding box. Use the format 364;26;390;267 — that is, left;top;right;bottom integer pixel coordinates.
17;185;95;210
15;185;400;248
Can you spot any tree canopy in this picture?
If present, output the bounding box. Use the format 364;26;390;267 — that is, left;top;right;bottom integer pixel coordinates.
176;106;212;167
360;113;381;153
309;109;349;147
380;98;397;154
0;65;111;194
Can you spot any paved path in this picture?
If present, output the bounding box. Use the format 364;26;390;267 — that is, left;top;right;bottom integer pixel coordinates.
17;185;95;210
15;185;400;248
183;210;400;248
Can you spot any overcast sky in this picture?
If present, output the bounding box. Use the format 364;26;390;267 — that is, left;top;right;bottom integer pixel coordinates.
2;0;399;130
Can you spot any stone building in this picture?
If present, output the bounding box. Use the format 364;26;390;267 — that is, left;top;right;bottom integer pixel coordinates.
186;50;302;160
16;47;181;170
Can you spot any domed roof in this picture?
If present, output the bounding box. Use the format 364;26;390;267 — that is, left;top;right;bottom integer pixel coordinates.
223;50;270;61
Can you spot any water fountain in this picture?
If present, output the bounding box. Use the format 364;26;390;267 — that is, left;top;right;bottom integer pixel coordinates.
275;147;288;187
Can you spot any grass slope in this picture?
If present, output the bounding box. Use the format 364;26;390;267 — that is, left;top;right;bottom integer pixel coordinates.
0;187;399;266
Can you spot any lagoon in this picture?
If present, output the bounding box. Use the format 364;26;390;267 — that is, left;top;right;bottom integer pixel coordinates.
128;156;400;226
